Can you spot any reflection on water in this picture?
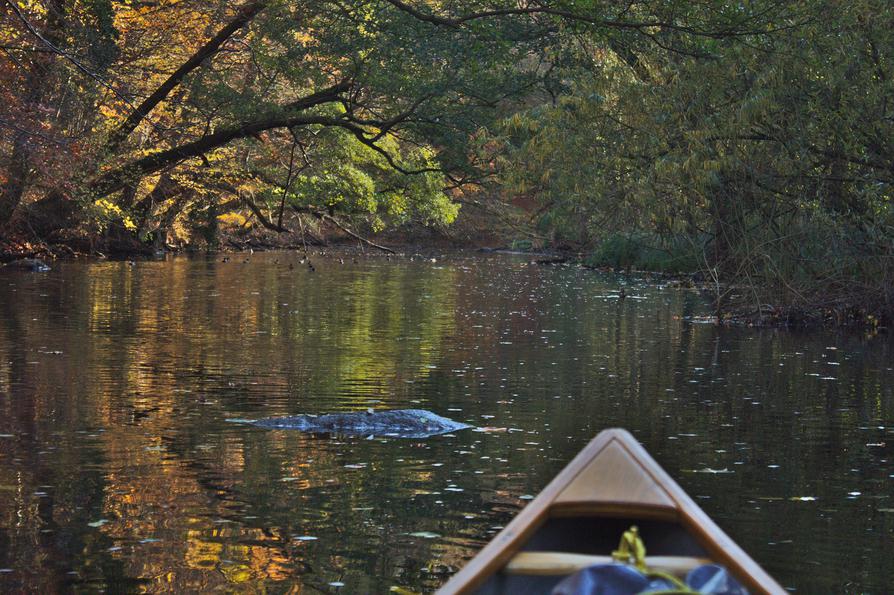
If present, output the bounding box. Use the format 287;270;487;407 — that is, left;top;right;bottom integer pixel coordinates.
0;253;891;593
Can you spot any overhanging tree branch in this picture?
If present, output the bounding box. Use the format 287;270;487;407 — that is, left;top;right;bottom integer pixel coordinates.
89;81;352;197
103;0;267;153
87;83;454;200
320;212;396;253
381;0;799;39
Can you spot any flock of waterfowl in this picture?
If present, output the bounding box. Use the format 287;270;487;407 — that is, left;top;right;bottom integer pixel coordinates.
217;250;439;273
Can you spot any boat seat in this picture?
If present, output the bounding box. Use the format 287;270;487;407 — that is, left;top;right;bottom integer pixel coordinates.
505;551;711;577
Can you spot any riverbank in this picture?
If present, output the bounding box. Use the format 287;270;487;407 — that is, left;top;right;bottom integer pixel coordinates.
3;233;885;333
2;200;889;333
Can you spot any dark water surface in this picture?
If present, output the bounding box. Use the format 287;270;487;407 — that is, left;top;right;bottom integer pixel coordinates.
0;252;891;593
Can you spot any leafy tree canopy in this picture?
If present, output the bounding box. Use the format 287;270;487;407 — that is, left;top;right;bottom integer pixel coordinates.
0;0;793;243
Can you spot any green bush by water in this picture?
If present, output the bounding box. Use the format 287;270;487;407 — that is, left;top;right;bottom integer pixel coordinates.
585;234;702;273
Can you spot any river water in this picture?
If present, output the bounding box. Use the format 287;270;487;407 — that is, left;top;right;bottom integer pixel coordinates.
0;252;891;593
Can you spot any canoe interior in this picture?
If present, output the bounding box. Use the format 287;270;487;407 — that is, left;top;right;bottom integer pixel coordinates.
473;517;707;594
437;428;785;595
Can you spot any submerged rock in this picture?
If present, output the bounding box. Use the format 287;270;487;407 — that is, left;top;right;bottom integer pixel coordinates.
251;408;473;438
3;258;51;272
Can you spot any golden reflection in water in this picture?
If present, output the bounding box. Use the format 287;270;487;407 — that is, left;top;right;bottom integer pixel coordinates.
0;255;892;593
0;256;465;591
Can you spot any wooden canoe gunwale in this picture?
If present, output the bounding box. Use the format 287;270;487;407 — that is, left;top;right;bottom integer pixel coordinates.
436;428;786;595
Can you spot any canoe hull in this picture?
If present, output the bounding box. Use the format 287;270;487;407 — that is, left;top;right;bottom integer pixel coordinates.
437;429;785;595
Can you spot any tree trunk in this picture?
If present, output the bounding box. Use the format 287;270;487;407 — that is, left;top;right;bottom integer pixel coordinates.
0;134;31;229
0;0;67;231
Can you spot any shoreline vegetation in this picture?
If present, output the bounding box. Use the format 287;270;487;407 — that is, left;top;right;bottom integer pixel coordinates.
2;1;892;329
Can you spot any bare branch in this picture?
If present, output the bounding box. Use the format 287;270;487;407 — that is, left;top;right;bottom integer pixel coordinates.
321;213;396;253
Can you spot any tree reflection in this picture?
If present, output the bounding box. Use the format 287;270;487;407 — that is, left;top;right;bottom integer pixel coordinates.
0;256;891;592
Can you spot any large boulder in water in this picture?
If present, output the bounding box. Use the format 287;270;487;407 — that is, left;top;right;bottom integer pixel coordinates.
250;408;473;438
3;258;51;272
